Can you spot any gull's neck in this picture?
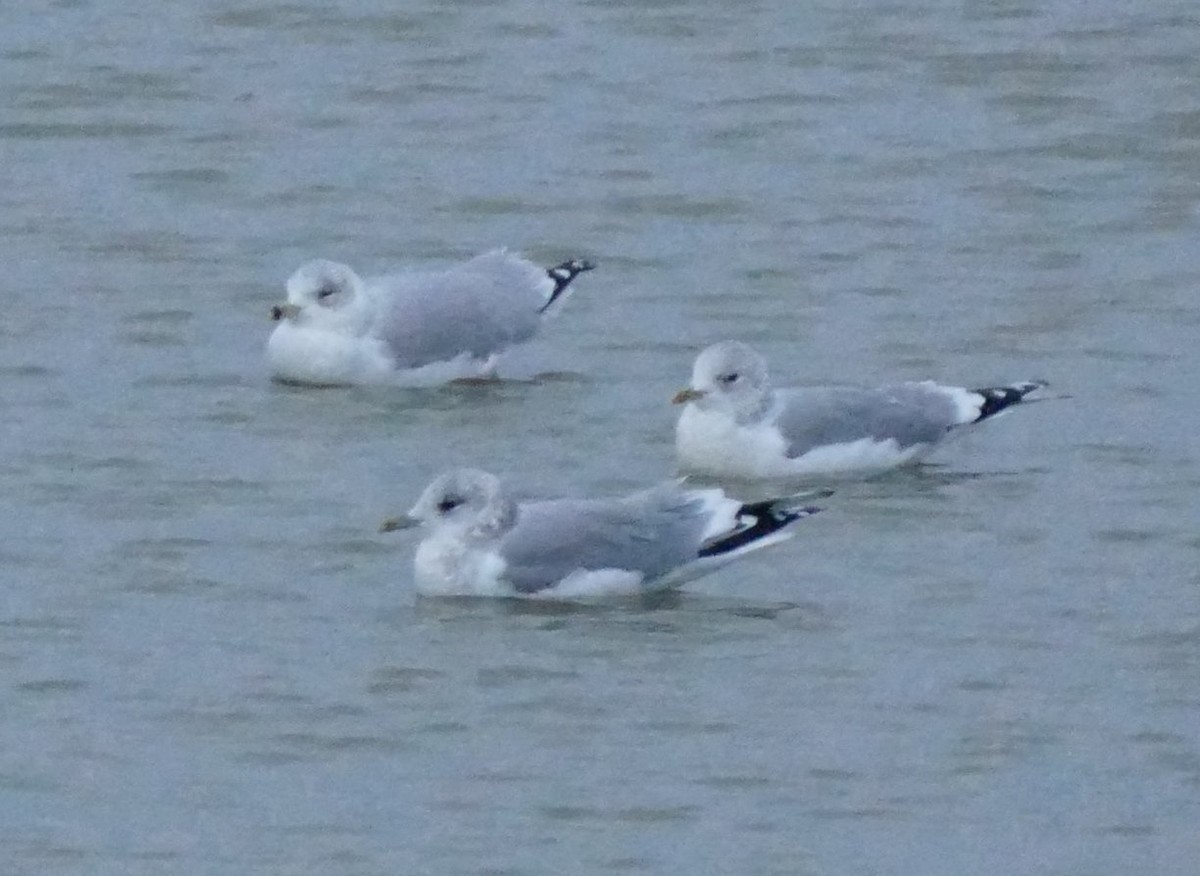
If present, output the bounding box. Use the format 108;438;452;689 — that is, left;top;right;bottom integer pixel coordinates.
734;387;776;427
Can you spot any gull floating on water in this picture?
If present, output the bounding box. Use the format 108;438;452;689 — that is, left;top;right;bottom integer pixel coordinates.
266;249;594;386
380;468;825;599
673;340;1046;481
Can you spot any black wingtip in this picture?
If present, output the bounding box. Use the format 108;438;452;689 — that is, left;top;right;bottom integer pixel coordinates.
970;380;1046;422
539;258;596;314
697;500;821;559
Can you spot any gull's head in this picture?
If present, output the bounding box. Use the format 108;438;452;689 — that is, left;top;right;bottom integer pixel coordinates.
673;340;772;422
381;469;517;539
272;260;369;332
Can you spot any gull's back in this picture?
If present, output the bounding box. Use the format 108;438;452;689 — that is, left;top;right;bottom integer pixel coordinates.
497;489;709;594
774;383;961;456
371;251;549;369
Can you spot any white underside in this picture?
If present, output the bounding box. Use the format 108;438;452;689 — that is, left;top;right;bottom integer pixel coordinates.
413;536;652;599
267;323;495;387
936;382;990;424
413;554;769;601
653;529;795;589
411;492;793;600
676;405;936;480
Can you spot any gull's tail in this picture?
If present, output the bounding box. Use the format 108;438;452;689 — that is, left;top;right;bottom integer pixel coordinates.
539;258;596;314
968;380;1047;423
697;493;827;560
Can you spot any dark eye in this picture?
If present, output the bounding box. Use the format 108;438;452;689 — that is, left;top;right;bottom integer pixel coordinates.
316;286;338;301
436;496;462;514
717;372;739;385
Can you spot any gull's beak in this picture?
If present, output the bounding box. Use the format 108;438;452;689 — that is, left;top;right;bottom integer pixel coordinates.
271;303;301;321
672;387;706;405
379;514;420;533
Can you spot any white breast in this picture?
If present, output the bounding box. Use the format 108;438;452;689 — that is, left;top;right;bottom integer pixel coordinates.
413;535;510;597
675;405;791;479
266;323;393;386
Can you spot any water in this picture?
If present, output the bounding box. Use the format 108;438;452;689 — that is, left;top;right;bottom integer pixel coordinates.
2;1;1198;873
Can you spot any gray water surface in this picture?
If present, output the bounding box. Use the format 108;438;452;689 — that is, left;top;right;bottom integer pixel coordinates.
2;1;1199;874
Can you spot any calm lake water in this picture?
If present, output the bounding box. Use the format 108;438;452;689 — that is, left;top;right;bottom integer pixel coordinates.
2;1;1198;874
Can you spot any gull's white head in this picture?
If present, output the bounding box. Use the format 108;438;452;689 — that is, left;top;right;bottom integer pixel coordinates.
272;259;371;334
673;340;773;423
385;469;518;540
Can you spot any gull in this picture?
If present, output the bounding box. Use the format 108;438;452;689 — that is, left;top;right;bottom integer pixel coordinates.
673;340;1046;481
379;469;825;599
266;249;594;386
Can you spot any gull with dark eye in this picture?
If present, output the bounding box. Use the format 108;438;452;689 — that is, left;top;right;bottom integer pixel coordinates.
378;468;826;599
672;340;1050;481
435;495;463;514
265;249;595;387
